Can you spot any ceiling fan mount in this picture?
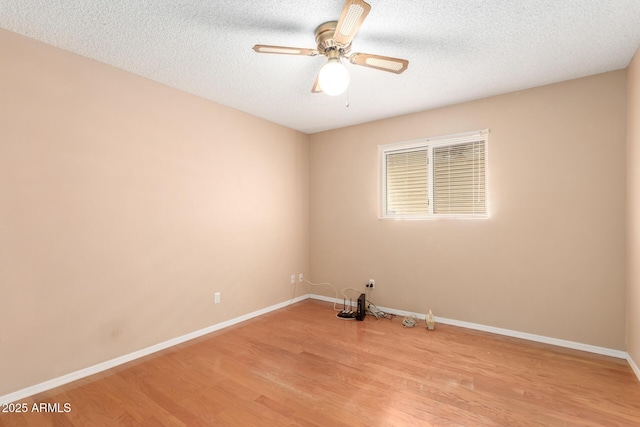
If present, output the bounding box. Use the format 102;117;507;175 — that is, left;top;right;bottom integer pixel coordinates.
252;0;409;95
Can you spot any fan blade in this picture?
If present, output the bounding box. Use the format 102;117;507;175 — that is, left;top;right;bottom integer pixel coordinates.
349;53;409;74
312;74;323;93
253;45;319;56
333;0;371;45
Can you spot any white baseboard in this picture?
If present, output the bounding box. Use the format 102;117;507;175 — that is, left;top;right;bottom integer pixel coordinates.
3;293;636;404
0;294;310;405
310;294;628;359
627;354;640;382
433;315;628;359
311;293;348;305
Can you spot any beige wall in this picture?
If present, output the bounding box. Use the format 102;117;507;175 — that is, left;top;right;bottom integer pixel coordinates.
628;47;640;364
0;29;309;396
310;71;627;349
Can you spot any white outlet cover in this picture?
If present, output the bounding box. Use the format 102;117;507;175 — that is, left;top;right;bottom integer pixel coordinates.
299;273;303;283
290;274;295;284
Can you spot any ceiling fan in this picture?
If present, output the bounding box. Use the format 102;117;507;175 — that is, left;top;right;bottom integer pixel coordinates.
252;0;409;96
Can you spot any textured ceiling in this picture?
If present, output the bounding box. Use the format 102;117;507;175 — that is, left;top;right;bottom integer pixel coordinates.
1;1;640;134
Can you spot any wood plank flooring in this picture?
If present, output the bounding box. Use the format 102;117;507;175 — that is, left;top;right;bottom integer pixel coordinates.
2;299;640;426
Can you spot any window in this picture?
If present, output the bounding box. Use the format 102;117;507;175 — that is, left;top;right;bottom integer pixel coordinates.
380;130;488;219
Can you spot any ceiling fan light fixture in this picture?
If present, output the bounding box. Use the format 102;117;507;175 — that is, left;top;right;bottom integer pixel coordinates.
318;57;350;96
252;0;408;95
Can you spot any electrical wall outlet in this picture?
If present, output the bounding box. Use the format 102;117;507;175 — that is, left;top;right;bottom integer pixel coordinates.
299;273;303;283
366;279;375;289
214;292;221;304
290;274;295;284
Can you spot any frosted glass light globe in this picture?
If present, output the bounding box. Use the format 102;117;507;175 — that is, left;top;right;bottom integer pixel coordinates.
318;58;350;96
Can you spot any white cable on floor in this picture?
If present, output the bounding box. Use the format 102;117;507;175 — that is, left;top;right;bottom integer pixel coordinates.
402;314;418;327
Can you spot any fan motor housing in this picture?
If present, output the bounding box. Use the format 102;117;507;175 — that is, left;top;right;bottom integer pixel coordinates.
315;21;351;56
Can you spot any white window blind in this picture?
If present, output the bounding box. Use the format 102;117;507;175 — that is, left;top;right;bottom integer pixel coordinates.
433;141;486;214
380;130;488;219
384;148;428;216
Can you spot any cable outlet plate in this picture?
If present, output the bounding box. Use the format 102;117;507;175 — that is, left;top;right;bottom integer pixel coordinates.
367;279;375;289
290;274;295;284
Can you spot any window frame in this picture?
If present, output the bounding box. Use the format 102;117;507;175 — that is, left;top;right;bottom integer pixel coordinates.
379;130;489;220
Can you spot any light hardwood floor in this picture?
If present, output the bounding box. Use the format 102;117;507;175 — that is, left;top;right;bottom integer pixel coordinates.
2;299;640;426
